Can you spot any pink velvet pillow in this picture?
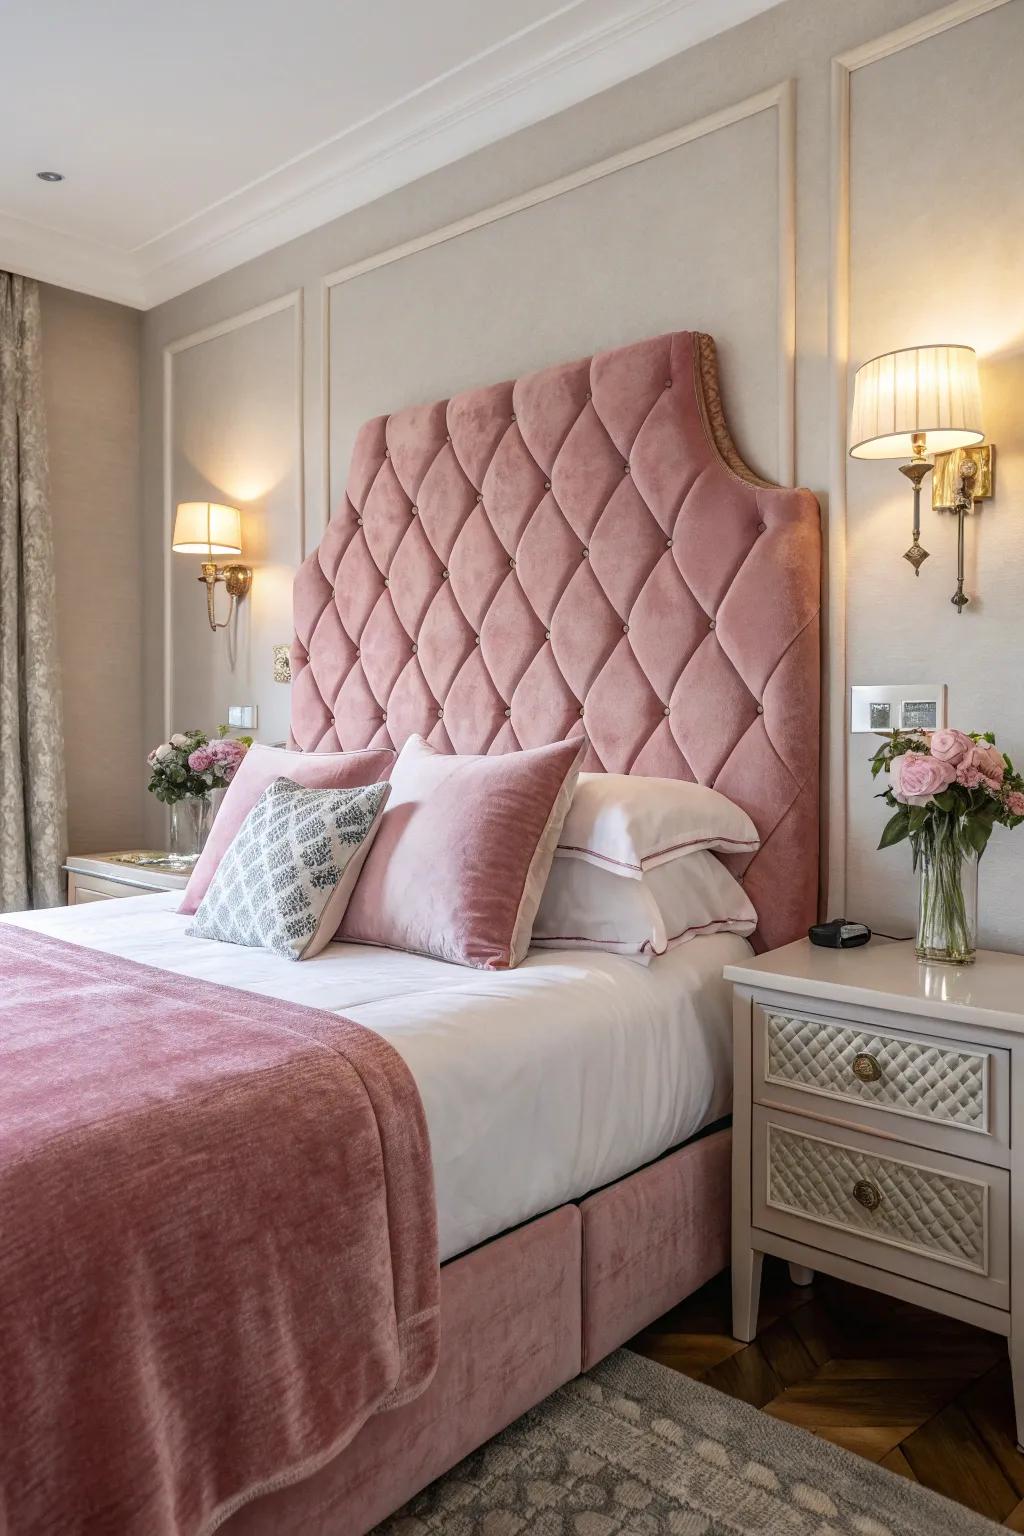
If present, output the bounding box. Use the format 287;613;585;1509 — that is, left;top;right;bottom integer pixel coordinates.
339;734;587;969
179;744;395;915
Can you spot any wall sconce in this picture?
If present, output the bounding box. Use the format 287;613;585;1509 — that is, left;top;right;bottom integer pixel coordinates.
849;344;993;613
172;502;253;632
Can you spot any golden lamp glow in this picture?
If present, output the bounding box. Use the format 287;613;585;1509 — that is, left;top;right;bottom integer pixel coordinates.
849;344;983;460
172;501;251;632
172;501;243;556
847;343;992;614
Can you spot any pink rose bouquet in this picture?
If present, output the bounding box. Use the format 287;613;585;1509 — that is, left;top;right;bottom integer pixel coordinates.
872;727;1024;856
146;725;252;806
871;727;1024;964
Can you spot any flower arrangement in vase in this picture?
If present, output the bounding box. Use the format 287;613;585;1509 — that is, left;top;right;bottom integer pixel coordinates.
871;727;1024;964
147;726;251;860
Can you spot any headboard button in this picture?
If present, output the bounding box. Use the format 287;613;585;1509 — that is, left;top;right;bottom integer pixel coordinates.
666;538;674;548
474;635;481;645
356;516;363;526
381;711;387;722
508;557;515;569
623;464;630;474
441;569;449;580
757;521;766;533
665;380;672;388
476;493;483;503
622;624;629;634
544;481;551;490
544;629;551;640
411;643;417;653
663;706;671;716
384;449;390;458
581;548;589;559
504;707;511;717
578;707;585;718
411;504;418;514
756;704;764;715
383;577;389;587
708;618;716;630
437;708;444;719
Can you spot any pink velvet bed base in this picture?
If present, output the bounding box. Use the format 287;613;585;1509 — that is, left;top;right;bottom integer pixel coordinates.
224;1127;731;1536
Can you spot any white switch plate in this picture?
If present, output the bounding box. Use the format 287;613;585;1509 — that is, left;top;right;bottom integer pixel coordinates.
850;683;946;735
227;705;258;730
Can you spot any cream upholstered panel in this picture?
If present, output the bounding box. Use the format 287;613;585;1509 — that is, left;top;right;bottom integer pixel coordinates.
291;331;821;950
764;1010;988;1130
766;1123;989;1275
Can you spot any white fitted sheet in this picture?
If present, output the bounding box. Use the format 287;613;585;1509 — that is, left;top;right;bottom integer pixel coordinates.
5;894;747;1262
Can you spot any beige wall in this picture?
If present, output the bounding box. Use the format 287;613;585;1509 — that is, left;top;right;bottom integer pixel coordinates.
141;0;1024;953
41;283;143;854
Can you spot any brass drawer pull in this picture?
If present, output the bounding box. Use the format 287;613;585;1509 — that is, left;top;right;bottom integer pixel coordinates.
852;1052;882;1083
852;1178;883;1211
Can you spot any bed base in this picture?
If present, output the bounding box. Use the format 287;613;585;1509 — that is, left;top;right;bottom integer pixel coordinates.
225;1124;731;1535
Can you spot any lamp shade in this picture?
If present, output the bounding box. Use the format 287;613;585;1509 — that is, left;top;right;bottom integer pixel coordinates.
172;501;242;555
849;344;983;459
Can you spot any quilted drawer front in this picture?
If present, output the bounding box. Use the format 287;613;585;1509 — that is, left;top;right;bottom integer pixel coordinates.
759;1006;995;1134
751;1109;1009;1308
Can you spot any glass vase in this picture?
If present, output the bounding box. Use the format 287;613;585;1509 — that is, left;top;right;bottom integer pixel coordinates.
168;795;212;864
916;825;978;965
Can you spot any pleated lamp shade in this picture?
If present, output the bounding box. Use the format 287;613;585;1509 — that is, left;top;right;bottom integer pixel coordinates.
172;501;242;555
849;344;984;460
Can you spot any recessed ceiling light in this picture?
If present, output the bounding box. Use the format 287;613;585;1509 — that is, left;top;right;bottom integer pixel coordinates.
36;171;65;183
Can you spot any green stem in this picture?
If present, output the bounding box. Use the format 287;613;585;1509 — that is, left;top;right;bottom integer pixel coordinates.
917;814;976;963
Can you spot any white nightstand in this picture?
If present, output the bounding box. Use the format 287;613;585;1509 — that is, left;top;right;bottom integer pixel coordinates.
725;937;1024;1448
64;852;191;904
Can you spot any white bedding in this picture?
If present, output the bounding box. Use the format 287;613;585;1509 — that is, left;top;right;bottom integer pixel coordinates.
5;894;747;1262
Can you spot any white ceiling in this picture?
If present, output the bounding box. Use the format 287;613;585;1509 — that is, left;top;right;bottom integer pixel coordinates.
1;0;782;309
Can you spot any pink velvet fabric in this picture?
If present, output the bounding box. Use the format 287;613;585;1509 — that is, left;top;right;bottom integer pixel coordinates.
340;732;586;968
291;331;820;951
179;743;394;915
0;928;438;1536
224;1206;583;1536
579;1126;731;1369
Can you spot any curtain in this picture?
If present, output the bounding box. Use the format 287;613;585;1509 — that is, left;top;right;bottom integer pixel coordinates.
0;273;66;910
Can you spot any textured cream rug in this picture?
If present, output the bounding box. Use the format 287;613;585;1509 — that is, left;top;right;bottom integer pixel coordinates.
378;1348;1001;1535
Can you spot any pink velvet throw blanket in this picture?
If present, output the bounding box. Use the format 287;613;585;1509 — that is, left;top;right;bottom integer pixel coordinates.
0;928;439;1536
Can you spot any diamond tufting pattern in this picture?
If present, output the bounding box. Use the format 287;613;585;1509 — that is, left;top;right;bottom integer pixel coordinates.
292;331;820;950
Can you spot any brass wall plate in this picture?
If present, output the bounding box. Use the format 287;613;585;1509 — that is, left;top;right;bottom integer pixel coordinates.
932;443;995;510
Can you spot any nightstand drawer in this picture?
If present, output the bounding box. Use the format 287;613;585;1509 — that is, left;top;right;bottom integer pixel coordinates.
754;1003;1009;1162
752;1107;1009;1310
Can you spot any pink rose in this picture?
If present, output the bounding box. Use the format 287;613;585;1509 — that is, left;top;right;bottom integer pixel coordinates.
889;751;955;806
965;742;1004;789
928;728;972;764
188;747;213;772
1006;790;1024;817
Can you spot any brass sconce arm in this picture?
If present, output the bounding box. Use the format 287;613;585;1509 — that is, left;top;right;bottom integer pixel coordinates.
200;561;253;632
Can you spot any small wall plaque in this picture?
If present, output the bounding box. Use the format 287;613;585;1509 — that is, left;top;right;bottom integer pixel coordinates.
272;644;292;684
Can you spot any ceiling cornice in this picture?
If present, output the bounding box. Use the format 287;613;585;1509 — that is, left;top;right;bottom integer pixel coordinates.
6;0;778;310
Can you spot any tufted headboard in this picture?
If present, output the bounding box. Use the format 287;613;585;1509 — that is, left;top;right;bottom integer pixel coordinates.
292;331;820;951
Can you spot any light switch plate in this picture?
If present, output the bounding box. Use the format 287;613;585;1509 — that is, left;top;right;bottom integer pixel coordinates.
227;704;258;730
850;684;946;735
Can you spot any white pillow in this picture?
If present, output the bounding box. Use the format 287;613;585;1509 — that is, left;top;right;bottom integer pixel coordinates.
532;850;756;962
555;773;759;878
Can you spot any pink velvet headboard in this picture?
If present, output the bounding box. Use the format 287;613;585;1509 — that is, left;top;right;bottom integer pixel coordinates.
291;331;820;951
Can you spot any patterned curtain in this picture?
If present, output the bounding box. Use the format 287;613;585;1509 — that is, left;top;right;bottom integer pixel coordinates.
0;273;67;910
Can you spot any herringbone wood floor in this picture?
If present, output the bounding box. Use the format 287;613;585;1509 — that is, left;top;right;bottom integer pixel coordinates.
628;1258;1024;1529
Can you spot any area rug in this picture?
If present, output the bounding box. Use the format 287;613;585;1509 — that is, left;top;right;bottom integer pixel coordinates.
377;1348;1001;1535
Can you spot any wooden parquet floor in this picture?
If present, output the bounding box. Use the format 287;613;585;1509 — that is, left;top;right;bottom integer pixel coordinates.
628;1258;1024;1528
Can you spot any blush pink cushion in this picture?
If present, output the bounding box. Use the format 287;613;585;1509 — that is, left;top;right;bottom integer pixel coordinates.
179;744;394;915
340;734;586;969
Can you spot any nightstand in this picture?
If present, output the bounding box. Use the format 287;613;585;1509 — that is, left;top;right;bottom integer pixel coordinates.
725;937;1024;1448
64;852;191;904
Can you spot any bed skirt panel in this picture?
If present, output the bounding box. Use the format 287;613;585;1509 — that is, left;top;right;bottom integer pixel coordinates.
580;1125;732;1370
225;1204;583;1536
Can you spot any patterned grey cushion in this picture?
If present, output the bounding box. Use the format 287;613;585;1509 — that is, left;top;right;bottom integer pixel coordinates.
186;777;390;960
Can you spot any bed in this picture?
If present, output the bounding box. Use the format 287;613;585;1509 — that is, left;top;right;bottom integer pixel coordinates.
2;328;819;1534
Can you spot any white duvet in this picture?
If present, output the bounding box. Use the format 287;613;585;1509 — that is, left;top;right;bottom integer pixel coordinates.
5;894;747;1262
